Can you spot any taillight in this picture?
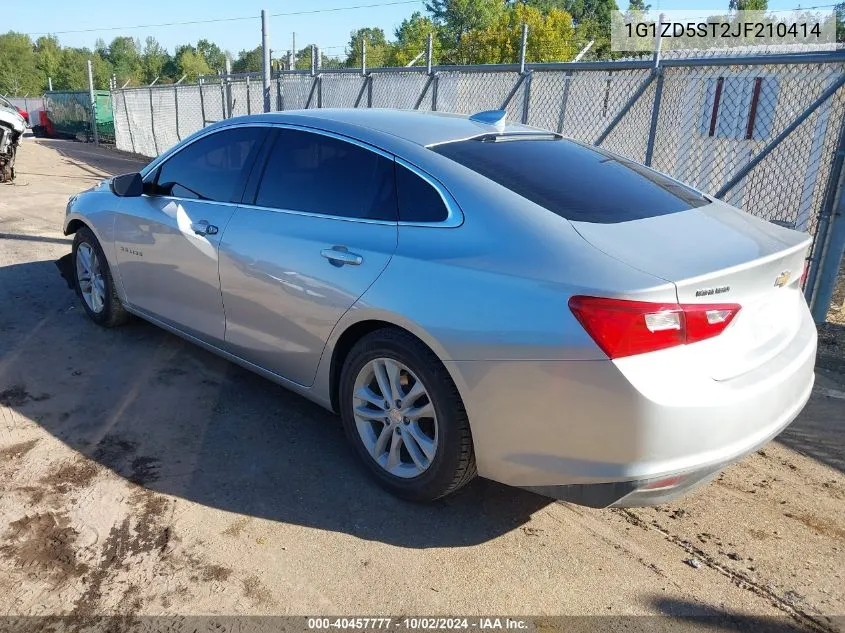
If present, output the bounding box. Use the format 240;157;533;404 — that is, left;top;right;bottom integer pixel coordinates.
568;296;741;359
800;260;809;288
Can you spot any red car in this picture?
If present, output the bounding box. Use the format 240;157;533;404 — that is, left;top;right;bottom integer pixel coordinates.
0;96;29;125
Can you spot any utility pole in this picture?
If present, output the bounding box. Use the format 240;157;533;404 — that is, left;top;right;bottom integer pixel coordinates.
48;77;53;91
519;23;529;74
87;59;99;145
261;9;271;112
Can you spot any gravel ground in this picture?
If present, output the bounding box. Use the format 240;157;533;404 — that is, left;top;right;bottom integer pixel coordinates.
0;137;843;631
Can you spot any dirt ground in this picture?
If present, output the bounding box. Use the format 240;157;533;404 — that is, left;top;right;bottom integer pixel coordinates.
0;137;844;631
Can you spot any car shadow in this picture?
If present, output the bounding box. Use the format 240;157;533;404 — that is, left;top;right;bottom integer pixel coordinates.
645;597;817;632
0;259;550;548
31;138;149;178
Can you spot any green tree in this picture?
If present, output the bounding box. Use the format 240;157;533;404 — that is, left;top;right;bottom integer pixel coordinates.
346;27;390;68
729;0;767;10
233;46;263;73
197;39;227;72
463;4;576;63
177;48;212;81
105;36;142;86
509;0;569;10
389;13;442;66
35;35;61;90
425;0;505;63
628;0;649;10
52;48;111;90
0;32;40;95
141;37;169;84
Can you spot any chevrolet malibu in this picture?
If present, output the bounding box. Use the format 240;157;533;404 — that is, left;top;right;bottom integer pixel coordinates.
61;109;816;507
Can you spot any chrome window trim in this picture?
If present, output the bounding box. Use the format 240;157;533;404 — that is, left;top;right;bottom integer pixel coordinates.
140;121;269;180
233;203;397;226
141;119;464;228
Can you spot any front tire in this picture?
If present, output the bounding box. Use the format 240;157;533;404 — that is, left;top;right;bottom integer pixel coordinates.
339;328;476;501
72;226;128;328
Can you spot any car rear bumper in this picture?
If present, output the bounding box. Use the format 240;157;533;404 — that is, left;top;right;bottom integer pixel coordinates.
446;300;817;507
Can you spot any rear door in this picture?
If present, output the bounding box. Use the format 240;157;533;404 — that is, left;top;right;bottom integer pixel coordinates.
114;126;266;345
218;127;398;386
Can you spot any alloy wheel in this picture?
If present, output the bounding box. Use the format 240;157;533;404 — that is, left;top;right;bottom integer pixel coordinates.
76;242;106;314
352;357;438;478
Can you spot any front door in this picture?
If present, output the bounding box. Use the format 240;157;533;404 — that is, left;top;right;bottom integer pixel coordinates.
114;126;267;345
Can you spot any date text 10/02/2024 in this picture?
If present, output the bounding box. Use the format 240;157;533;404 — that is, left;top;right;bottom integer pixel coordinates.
306;618;530;631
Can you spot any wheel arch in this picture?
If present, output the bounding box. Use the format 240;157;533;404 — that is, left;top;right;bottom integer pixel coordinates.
325;314;465;416
64;218;89;236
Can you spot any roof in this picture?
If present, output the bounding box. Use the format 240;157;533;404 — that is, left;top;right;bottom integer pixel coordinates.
238;108;540;148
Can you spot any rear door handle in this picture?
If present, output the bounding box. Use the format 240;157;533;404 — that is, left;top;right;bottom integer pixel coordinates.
191;220;218;236
321;246;363;267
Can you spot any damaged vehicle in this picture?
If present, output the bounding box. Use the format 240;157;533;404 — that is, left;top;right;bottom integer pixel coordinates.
59;109;817;507
0;99;25;182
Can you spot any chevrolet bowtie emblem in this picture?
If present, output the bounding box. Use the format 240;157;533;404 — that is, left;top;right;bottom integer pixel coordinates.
774;270;791;287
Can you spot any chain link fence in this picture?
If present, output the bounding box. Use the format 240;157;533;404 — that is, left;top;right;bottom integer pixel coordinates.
110;53;845;318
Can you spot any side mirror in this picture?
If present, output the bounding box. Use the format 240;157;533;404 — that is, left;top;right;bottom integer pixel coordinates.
111;172;144;197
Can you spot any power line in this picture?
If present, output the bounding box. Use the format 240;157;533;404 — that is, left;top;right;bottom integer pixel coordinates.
25;0;424;37
270;1;423;18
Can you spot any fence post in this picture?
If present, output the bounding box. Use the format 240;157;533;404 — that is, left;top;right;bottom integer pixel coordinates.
48;77;52;91
519;23;528;74
311;45;316;76
225;56;233;118
362;39;367;75
174;85;181;141
87;59;99;146
808;114;845;320
644;13;665;167
277;77;283;111
811;167;845;321
521;72;533;125
122;89;136;153
149;87;159;155
426;33;433;75
199;78;207;126
246;76;251;115
262;9;271;112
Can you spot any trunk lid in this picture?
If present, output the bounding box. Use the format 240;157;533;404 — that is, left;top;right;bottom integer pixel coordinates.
571;200;811;379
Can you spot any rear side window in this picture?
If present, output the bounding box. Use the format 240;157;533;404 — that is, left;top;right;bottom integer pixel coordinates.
155;127;264;202
432;137;709;223
396;164;448;223
254;129;397;221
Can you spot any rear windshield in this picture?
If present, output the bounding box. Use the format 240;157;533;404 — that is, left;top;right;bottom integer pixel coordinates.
431;136;710;223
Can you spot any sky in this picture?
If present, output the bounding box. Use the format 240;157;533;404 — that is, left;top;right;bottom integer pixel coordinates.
10;0;828;59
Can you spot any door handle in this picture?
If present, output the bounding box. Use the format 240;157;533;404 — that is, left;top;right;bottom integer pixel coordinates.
191;220;219;236
321;246;363;267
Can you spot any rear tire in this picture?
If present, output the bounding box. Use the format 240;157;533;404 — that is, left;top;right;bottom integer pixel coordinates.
72;226;128;328
339;328;476;501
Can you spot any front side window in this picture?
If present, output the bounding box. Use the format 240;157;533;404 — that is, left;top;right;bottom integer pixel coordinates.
253;129;397;221
154;127;265;202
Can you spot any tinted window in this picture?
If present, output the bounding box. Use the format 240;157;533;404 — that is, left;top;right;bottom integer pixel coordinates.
432;137;709;223
156;127;264;202
396;164;448;223
254;129;397;221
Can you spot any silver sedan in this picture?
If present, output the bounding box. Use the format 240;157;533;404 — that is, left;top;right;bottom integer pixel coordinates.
61;108;816;507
